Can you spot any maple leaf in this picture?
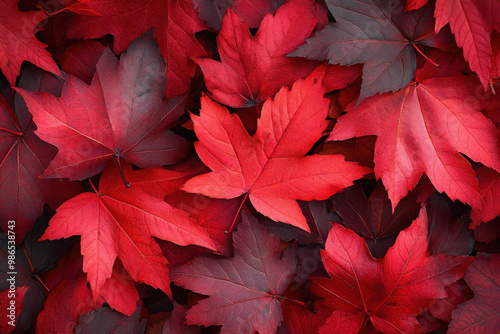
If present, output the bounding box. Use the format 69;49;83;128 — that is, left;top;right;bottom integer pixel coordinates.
405;0;429;11
0;0;62;86
170;212;297;334
182;68;370;231
329;64;500;213
40;161;216;298
311;206;473;334
290;0;453;102
193;0;286;30
195;0;323;108
435;0;500;90
162;302;202;334
16;31;191;182
76;307;146;334
65;0;208;97
448;253;500;333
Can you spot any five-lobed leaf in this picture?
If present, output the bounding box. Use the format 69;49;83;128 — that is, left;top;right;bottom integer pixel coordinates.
312;206;473;334
171;212;297;334
182;68;371;231
40;161;216;298
16;31;190;181
329;65;500;213
290;0;453;102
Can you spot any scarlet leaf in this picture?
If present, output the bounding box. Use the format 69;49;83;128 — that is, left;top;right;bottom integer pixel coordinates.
329;65;500;213
40;161;215;298
0;0;62;86
16;31;191;181
0;286;27;333
448;253;500;333
195;0;322;108
471;166;500;227
291;0;453;101
65;0;207;97
183;68;370;231
170;212;297;334
312;206;473;334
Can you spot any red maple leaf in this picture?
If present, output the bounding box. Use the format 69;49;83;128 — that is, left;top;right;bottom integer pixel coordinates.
329;62;500;213
195;0;323;108
182;68;370;231
311;206;473;334
65;0;208;97
16;31;191;182
40;161;215;298
171;212;297;334
448;253;500;333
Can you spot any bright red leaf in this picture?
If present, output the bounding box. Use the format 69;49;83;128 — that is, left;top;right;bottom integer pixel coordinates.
16;31;191;181
329;64;500;213
40;161;215;298
195;0;323;108
170;212;297;334
311;206;473;334
183;68;370;231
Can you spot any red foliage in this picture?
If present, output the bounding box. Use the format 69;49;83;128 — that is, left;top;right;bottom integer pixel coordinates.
0;0;499;333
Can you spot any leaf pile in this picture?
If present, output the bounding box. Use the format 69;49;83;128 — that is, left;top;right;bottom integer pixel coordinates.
0;0;499;333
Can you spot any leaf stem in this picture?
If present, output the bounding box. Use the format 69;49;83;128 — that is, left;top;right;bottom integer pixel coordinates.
225;192;249;234
0;127;22;136
115;155;131;188
89;179;99;194
411;43;439;67
275;295;306;306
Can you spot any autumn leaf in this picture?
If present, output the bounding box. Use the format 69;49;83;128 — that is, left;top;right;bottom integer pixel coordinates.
170;212;297;334
183;68;370;231
195;0;323;107
312;206;473;334
40;161;215;298
329;63;500;214
290;0;453;102
16;31;191;182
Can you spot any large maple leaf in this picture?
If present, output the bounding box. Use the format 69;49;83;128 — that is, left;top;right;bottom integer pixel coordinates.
16;31;191;181
182;68;370;231
312;206;473;334
65;0;207;98
448;253;500;333
40;161;216;298
435;0;500;90
195;0;322;108
290;0;453;102
170;212;297;334
328;64;500;213
0;0;62;86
